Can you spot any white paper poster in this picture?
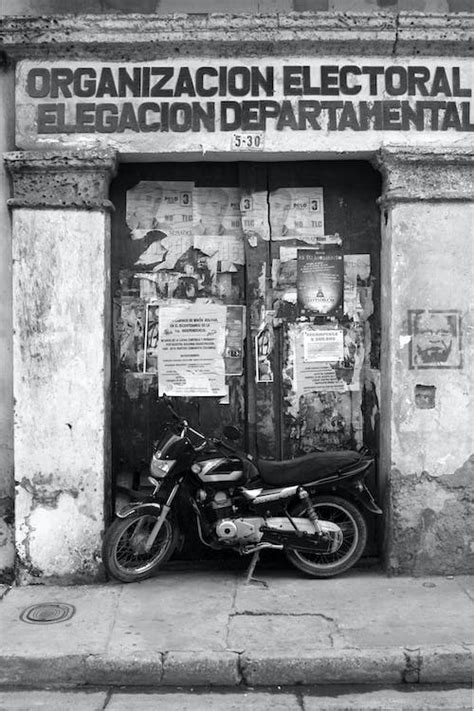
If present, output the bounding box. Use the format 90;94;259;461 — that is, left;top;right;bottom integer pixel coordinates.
294;330;347;395
303;329;344;362
157;304;226;397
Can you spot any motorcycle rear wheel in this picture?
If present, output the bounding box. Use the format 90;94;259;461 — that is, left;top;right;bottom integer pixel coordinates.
285;495;367;578
102;511;179;583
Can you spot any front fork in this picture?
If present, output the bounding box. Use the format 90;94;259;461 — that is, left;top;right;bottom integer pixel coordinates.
298;487;324;535
141;483;180;552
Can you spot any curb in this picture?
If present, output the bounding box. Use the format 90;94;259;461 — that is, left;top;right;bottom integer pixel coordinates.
0;645;471;688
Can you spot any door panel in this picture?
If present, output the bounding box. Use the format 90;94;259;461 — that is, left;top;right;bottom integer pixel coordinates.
110;163;247;490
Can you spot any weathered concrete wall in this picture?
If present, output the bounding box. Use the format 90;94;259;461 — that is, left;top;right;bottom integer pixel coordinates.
9;195;113;583
381;152;474;575
0;68;15;584
1;0;472;14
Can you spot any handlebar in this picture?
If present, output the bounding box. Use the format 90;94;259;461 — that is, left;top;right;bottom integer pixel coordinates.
159;394;244;456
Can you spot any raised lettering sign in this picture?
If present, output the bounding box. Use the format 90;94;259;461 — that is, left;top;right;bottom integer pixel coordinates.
16;58;473;154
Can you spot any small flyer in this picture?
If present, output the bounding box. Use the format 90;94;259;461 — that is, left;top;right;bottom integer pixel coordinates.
157;304;227;397
225;305;245;376
297;249;343;317
344;254;371;317
255;325;274;383
241;191;271;242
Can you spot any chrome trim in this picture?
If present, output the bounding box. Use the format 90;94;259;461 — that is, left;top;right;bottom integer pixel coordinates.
116;502;162;519
253;486;299;503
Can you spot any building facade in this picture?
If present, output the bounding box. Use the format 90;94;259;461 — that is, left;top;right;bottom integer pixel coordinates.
0;3;473;583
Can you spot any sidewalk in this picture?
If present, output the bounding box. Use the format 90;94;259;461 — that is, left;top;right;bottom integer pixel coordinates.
0;566;472;689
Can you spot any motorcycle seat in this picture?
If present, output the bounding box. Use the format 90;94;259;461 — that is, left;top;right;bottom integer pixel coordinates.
257;450;363;487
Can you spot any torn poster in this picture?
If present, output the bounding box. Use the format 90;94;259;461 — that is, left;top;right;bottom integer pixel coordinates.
241;191;271;243
126;180;194;240
193;187;243;236
269;187;324;243
157;304;226;396
193;233;245;270
297;249;343;317
118;300;145;371
143;302;160;373
126;180;194;272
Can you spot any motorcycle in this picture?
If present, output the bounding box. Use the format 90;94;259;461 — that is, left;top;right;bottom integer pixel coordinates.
102;396;382;583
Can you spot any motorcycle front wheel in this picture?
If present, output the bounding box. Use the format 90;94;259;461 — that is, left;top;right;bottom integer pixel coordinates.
102;511;179;583
285;495;367;578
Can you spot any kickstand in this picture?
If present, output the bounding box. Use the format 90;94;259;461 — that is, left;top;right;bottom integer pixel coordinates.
244;551;268;587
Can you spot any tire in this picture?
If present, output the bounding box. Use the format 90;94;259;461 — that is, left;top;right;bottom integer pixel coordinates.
285;495;367;578
102;511;179;583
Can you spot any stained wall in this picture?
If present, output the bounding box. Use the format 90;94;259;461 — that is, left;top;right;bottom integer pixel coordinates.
385;194;474;574
0;68;15;583
1;0;472;14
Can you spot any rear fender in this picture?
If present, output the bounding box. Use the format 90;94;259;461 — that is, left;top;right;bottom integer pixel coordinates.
340;482;382;515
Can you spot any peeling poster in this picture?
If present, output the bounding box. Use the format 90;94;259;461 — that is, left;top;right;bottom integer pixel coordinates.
157;304;226;397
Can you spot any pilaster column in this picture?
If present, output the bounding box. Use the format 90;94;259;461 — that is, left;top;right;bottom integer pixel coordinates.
373;146;474;576
4;149;118;584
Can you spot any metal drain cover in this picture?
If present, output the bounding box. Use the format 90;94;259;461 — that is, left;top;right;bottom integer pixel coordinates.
20;602;75;624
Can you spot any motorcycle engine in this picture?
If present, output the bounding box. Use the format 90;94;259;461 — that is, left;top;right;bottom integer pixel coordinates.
215;517;263;544
206;490;263;544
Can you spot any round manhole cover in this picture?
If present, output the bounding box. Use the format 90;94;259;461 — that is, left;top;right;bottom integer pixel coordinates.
20;602;75;624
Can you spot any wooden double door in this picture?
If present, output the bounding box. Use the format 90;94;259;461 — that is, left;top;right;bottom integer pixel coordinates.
110;160;381;511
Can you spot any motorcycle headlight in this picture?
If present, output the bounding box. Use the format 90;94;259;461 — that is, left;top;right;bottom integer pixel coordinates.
150;457;175;479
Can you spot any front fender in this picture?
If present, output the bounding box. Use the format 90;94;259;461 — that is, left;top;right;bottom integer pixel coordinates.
116;501;162;519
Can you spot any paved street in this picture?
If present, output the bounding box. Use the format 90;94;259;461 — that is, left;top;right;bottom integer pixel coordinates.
0;685;472;710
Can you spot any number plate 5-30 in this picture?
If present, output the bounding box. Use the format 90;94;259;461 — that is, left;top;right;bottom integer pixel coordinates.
231;133;265;151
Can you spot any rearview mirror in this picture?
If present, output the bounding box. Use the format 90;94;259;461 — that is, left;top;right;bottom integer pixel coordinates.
223;425;241;441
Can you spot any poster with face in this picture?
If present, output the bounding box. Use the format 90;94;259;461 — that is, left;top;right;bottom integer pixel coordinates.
126;180;194;240
193;187;243;236
126;180;195;274
269;187;325;243
408;310;462;368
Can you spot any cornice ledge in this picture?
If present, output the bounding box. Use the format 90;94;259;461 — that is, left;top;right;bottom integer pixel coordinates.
4;149;118;210
0;11;472;61
373;146;474;204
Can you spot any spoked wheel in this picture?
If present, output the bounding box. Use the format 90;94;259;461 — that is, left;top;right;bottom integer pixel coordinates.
102;511;179;583
286;495;367;578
